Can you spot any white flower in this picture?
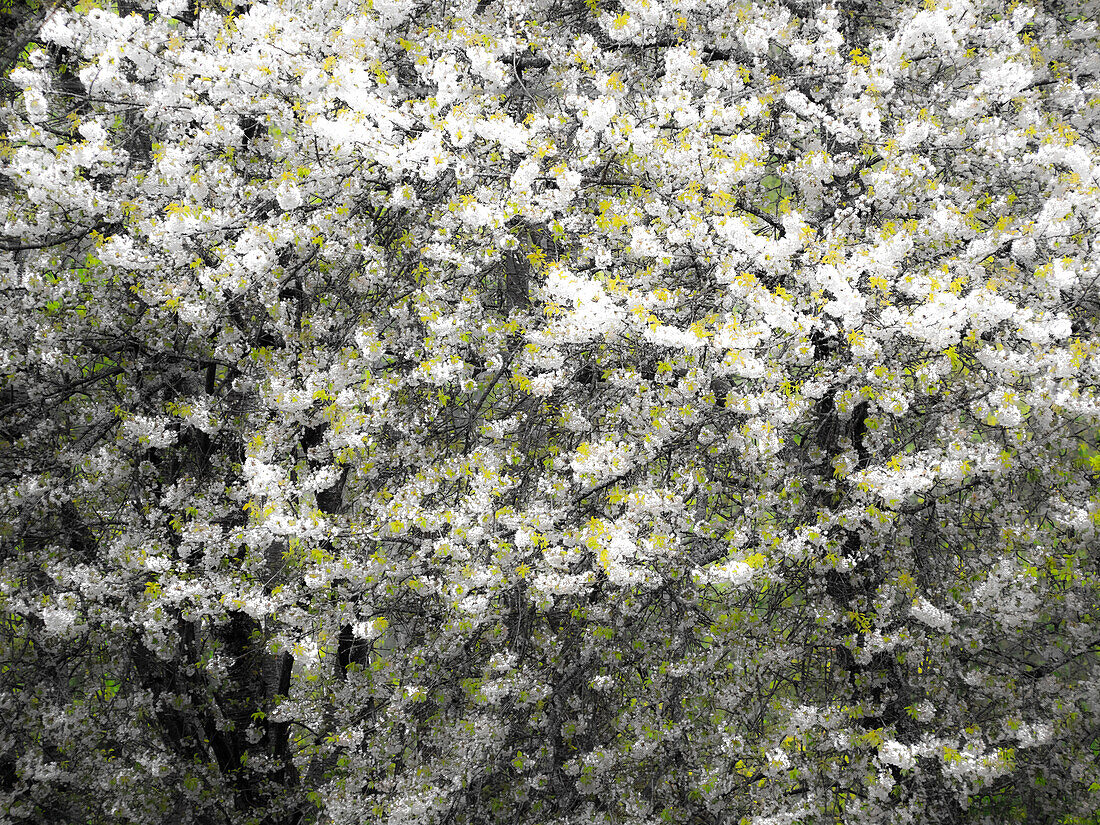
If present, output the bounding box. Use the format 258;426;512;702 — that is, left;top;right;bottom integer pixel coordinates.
24;89;48;121
1045;258;1077;291
157;0;188;16
571;438;636;483
972;558;1040;627
529;373;557;396
244;456;287;497
881;391;909;416
510;156;540;196
766;747;790;770
555;167;583;195
37;8;75;47
696;559;754;588
858;105;881;137
40;605;78;636
911;596;952;631
276;181;303;211
370;0;413;26
467;46;507;88
878;739;916;770
121;414;177;449
583;96;617;133
590;674;614;691
241;248;271;273
630;224;661;258
1014;722;1053;748
78;120;108;144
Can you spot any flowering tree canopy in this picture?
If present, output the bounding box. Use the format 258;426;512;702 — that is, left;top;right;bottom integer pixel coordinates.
2;0;1100;822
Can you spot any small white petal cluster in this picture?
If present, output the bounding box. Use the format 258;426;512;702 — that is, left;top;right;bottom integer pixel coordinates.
911;596;953;631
